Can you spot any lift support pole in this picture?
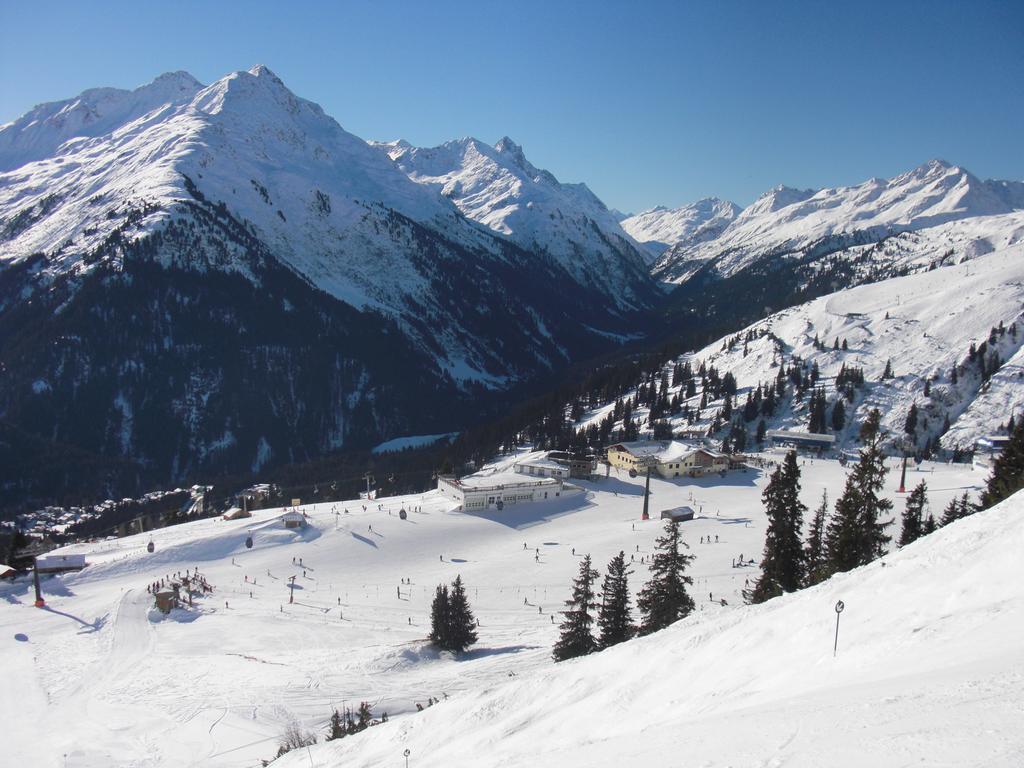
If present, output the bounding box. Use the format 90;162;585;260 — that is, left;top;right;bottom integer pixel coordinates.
33;562;45;608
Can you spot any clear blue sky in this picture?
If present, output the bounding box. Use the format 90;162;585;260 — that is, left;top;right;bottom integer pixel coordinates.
1;0;1021;212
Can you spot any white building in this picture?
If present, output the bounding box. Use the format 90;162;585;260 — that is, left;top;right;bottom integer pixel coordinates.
512;455;570;480
437;471;580;511
974;435;1011;470
36;553;87;574
766;430;836;452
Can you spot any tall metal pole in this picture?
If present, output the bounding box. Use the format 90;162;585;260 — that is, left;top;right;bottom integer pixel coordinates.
642;464;651;519
33;561;45;608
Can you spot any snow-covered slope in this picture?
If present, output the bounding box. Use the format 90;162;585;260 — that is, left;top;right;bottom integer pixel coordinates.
655;160;1024;284
280;486;1024;768
689;244;1024;451
376;136;655;306
0;71;204;173
0;448;995;767
620;197;740;255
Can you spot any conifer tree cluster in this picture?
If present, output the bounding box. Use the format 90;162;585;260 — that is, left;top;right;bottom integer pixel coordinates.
326;701;383;742
980;416;1024;509
939;492;975;526
428;575;477;653
553;550;638;662
807;388;829;433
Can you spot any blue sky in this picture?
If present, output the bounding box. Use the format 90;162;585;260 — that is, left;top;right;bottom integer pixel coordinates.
1;0;1021;212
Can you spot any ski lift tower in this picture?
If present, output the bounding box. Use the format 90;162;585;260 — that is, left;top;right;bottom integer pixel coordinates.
633;455;659;520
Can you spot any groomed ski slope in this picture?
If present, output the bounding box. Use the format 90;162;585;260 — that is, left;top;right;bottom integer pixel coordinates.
0;454;993;767
285;488;1024;768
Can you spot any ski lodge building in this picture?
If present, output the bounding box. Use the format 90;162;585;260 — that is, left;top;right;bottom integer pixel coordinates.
512;451;597;480
35;553;87;574
437;471;581;512
974;435;1011;470
606;441;730;478
766;429;835;453
512;455;570;480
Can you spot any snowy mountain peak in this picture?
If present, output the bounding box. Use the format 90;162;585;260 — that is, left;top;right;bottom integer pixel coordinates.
247;63;280;80
150;70;204;91
378;134;654;306
621;197;741;251
745;184;817;215
653;160;1024;284
0;70;205;172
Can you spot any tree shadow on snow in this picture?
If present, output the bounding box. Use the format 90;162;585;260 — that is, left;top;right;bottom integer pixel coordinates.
41;606;109;634
459;644;539;661
351;532;379;549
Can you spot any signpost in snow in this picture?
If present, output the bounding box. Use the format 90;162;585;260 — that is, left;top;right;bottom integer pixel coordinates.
404;748;411;768
833;600;845;657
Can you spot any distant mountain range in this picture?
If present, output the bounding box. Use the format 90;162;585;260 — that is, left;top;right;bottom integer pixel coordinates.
1;64;1021;505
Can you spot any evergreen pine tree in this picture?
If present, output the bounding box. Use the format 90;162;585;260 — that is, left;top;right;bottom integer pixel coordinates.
356;702;373;731
597;551;634;649
904;403;919;435
898;481;928;547
921;512;937;535
748;451;806;602
939;496;960;527
637;520;695;635
825;409;893;573
831;398;846;431
804;490;828;587
446;575;478;653
553;555;600;661
327;710;346;741
882;359;894;379
980;416;1024;509
428;584;450;648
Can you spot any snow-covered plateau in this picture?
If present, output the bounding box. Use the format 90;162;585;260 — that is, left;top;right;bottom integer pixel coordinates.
1;451;1017;767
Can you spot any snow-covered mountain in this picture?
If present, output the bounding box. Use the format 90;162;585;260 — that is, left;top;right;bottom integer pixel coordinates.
374;136;655;305
0;71;205;173
580;243;1024;457
654;160;1024;284
620;197;740;257
0;66;656;488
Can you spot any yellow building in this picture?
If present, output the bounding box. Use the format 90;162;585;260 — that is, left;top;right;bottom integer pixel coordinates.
607;441;730;478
